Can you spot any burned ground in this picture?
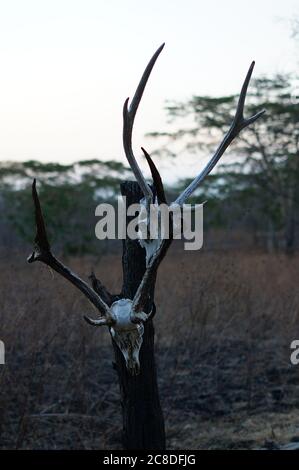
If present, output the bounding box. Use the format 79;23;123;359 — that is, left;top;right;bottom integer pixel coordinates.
0;247;299;449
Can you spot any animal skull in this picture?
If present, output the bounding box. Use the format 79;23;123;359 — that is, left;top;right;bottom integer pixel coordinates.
109;298;146;375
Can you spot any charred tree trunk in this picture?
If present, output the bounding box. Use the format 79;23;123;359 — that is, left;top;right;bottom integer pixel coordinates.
285;215;295;256
284;202;296;256
111;181;165;450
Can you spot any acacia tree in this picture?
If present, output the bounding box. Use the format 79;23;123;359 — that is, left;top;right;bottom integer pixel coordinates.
27;45;263;449
0;159;131;255
150;75;299;253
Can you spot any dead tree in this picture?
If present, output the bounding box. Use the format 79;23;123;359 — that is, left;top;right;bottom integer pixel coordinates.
27;44;264;449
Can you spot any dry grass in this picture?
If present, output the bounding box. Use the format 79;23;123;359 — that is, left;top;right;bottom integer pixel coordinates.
0;245;299;449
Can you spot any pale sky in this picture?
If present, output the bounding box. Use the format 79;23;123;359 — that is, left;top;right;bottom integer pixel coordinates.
0;0;298;181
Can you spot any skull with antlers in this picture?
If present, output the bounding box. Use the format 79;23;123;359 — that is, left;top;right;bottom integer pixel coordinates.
28;44;264;375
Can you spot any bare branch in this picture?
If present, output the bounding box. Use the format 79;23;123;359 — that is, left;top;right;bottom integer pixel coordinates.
27;179;115;323
175;61;265;206
123;43;165;204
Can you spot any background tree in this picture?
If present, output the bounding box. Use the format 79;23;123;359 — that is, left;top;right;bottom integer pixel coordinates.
0;159;131;255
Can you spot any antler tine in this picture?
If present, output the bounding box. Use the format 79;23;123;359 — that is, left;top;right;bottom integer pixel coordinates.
31;178;51;252
27;179;115;324
175;61;265;206
123;43;165;205
141;147;167;204
83;315;110;326
233;61;265;130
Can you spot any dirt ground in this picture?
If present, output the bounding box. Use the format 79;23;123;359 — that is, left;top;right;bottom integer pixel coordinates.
1;247;299;449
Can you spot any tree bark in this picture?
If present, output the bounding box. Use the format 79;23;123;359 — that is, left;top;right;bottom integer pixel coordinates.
285;211;295;256
111;181;166;450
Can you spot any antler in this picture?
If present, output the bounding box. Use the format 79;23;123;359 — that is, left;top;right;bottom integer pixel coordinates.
131;238;171;319
27;179;116;326
174;61;265;206
123;43;165;208
141;147;167;204
127;61;265;318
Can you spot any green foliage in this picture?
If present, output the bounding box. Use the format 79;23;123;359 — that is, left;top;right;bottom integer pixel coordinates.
0;159;132;255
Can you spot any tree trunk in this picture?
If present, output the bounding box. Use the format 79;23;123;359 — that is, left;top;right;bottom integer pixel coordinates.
111;181;166;450
284;185;296;256
285;213;295;256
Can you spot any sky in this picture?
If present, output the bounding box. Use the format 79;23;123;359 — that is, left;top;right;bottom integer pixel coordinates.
0;0;298;182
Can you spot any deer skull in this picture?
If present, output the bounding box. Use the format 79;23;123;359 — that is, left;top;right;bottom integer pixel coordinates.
109;299;146;375
28;44;265;379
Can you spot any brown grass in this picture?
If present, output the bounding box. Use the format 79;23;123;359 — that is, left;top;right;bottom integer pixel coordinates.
0;246;299;449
